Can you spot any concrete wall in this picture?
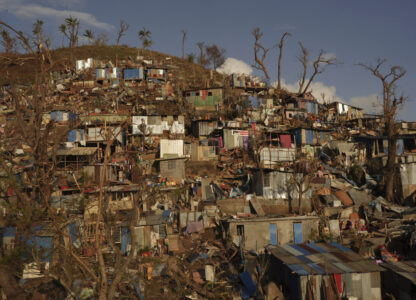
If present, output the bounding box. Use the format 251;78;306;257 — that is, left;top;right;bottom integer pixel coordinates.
217;198;248;214
191;143;217;161
160;159;185;181
228;217;319;251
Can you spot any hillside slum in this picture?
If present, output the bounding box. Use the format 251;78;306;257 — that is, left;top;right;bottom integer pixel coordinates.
1;54;416;300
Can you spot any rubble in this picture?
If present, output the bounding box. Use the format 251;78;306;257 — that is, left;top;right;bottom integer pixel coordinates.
1;47;416;299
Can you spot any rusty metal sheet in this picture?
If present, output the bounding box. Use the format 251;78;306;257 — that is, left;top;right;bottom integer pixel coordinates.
281;244;304;256
297;243;321;254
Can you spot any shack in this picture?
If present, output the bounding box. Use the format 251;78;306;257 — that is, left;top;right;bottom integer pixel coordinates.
267;242;384;300
380;260;416;300
191;119;222;137
223;216;319;251
185;88;223;111
123;68;145;81
56;147;98;170
290;127;332;147
327;101;364;120
251;170;312;213
147;68;166;81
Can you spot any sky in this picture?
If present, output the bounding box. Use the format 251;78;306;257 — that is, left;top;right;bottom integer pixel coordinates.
0;0;415;120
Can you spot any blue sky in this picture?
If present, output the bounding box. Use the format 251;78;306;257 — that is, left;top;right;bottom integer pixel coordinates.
0;0;415;120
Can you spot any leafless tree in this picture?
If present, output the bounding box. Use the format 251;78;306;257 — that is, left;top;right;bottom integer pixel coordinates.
196;42;208;67
252;27;270;80
93;32;109;46
0;29;15;54
205;44;226;70
0;22;76;298
297;42;337;95
289;160;318;214
0;21;143;300
359;59;406;202
116;20;129;48
277;32;291;91
181;29;187;60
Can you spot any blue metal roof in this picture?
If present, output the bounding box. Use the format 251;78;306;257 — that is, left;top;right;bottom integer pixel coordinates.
307;263;326;275
305;243;328;253
329;242;352;252
289;264;310;276
291;244;313;256
297;255;313;264
268;242;384;275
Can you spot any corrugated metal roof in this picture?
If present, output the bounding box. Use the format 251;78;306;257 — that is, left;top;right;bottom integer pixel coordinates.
381;261;416;285
268;242;384;275
305;243;328;253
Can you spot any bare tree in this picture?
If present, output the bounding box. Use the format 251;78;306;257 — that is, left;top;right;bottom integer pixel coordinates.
296;42;337;95
252;27;270;80
297;42;308;94
181;29;187;59
58;24;66;48
205;44;225;70
359;59;406;202
277;32;291;91
116;20;129;48
289;160;318;214
32;19;44;52
0;22;75;299
0;21;145;300
0;29;15;54
93;32;109;46
187;53;196;63
196;42;208;67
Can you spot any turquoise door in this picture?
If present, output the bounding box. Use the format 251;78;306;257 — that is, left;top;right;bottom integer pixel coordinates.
294;223;303;244
270;224;277;245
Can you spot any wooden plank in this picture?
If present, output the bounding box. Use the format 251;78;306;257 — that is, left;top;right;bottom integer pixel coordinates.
249;197;265;216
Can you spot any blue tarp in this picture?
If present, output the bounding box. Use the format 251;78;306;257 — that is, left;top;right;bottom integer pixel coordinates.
50;111;63;121
25;235;53;262
2;227;53;262
305;101;318;114
397;139;404;155
294;129;302;146
239;271;256;299
121;227;131;255
69;222;77;245
68;130;77;142
124;68;143;80
69;112;77;122
305;130;314;144
248;96;259;108
0;227;15;237
162;210;171;221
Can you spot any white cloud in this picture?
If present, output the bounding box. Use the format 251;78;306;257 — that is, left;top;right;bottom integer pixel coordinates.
41;0;84;8
349;93;381;114
321;52;336;61
217;57;253;75
0;1;114;31
278;79;344;104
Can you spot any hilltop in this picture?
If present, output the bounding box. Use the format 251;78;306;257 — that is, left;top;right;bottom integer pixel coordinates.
0;45;227;88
